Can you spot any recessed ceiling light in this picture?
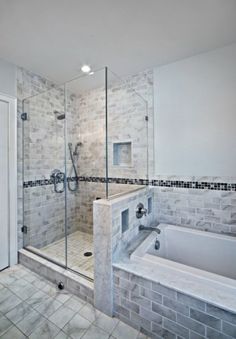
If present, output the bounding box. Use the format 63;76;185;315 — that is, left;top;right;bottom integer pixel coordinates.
81;65;91;73
89;71;94;75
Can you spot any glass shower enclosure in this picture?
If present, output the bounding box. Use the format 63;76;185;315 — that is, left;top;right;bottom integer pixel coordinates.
22;67;148;280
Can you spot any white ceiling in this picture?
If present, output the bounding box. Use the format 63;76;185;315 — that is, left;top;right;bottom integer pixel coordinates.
0;0;236;84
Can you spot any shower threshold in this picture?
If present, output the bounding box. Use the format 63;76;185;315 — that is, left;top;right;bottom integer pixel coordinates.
19;248;94;305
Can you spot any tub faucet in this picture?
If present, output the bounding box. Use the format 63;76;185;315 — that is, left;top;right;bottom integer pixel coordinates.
139;225;161;234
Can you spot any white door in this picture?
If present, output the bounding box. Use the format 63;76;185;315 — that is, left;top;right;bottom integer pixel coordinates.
0;98;10;270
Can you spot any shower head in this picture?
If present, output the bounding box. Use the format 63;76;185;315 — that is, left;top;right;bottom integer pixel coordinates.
54;110;65;120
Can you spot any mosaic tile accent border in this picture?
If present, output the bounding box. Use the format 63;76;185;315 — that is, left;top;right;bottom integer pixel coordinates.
23;177;236;191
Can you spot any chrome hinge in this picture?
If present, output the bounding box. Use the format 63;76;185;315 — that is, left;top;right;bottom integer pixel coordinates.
21;225;28;234
21;112;28;121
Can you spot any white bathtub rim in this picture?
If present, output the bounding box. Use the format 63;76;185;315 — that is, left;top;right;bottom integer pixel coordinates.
113;259;236;314
126;223;236;314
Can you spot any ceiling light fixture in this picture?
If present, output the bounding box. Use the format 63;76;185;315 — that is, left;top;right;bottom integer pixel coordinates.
81;65;91;73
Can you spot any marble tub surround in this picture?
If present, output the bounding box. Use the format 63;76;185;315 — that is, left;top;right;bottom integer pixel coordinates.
128;225;236;312
113;265;236;339
93;187;155;316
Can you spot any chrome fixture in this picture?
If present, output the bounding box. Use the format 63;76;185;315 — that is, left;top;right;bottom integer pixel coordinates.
136;203;147;218
155;239;160;250
139;225;161;234
50;169;65;193
68;142;82;192
54;110;65;120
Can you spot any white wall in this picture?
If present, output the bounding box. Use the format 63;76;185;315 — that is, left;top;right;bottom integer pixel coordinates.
154;43;236;177
0;58;17;97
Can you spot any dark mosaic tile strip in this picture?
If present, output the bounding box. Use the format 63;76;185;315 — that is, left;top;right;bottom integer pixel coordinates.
23;177;236;191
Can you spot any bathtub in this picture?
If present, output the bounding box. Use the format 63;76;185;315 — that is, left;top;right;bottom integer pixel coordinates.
131;223;236;281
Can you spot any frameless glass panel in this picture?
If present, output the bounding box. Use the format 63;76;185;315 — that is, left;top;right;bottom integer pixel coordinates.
22;85;66;267
107;70;148;198
65;68;106;278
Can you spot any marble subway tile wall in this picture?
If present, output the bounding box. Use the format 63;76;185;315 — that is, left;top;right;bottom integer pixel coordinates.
17;67;55;249
17;67;81;249
112;188;155;261
72;69;154;233
76;69;153;181
94;187;154;315
76;182;135;234
154;186;236;236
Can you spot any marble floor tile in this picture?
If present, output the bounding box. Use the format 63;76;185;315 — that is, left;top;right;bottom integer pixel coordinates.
112;321;139;339
16;309;47;336
23;271;42;284
0;293;22;314
7;279;38;300
26;290;50;309
136;333;151;339
49;305;76;329
93;312;119;334
5;301;33;324
29;319;60;339
0;288;13;304
0;316;13;336
35;296;62;317
78;302;101;323
0;325;27;339
0;272;18;286
62;313;91;339
0;266;146;339
54;290;72;304
42;282;73;304
31;277;48;290
82;324;110;339
54;331;72;339
64;295;86;312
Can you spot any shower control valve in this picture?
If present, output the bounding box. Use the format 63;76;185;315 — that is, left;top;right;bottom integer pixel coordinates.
136;203;147;218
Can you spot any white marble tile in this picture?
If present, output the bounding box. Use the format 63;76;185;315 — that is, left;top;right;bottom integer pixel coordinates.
49;305;75;329
35;296;62;317
62;313;91;339
29;319;60;339
0;316;13;336
82;324;110;339
78;303;101;323
0;294;22;314
64;295;86;312
54;330;72;339
25;290;49;309
5;301;33;324
93;312;119;334
112;321;139;339
16;309;46;336
0;325;27;339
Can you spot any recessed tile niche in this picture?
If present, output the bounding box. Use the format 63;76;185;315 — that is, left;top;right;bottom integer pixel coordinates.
113;142;132;167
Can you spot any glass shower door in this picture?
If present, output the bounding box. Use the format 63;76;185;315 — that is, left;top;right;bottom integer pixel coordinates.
22;85;67;267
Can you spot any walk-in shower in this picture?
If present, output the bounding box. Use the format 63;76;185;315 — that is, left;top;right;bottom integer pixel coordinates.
21;67;148;280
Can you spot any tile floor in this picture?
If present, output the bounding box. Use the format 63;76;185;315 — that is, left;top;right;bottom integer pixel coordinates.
0;265;149;339
41;231;94;277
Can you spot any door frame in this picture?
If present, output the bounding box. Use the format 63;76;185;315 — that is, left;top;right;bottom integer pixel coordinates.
0;92;17;267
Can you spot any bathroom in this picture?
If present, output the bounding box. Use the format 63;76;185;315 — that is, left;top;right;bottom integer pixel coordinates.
0;1;236;338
